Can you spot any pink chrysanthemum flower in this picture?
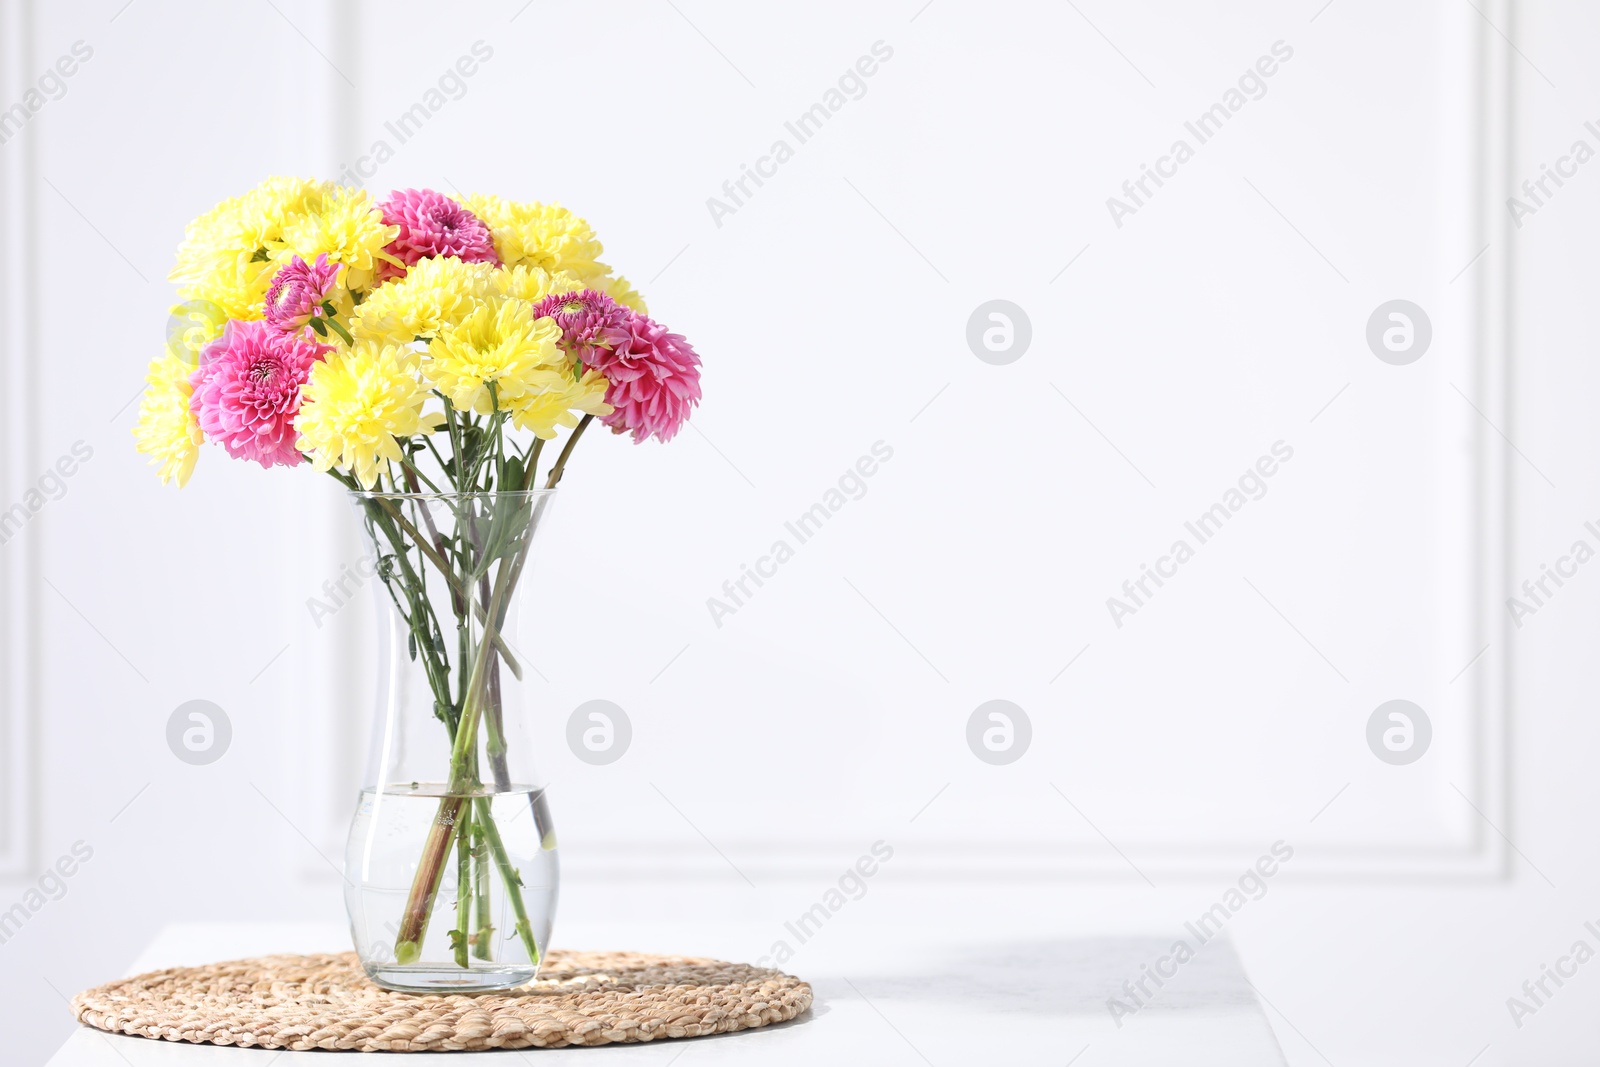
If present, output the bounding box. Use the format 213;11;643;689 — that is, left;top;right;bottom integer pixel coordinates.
375;188;499;282
264;253;341;332
189;319;331;468
531;288;631;365
589;311;702;443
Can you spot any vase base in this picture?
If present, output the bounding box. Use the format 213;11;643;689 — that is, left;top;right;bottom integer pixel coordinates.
363;962;537;993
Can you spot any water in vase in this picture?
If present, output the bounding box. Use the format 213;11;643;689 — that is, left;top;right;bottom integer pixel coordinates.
345;785;558;992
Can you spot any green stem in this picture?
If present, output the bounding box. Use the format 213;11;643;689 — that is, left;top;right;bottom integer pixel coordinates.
452;807;471;968
442;392;464;467
476;796;540;965
522;437;545;489
423;435;452;481
543;414;592;490
347;484;455;728
324;313;355;346
471;812;493;960
447;568;510;787
399;454;445;494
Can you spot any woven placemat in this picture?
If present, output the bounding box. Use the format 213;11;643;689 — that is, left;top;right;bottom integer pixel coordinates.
72;950;812;1052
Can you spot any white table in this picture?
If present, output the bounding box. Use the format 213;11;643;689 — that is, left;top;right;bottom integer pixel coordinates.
49;923;1287;1065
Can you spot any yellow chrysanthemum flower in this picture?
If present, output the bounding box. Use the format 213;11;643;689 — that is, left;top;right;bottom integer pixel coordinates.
165;298;229;365
493;264;586;304
295;343;442;489
275;185;399;293
424;297;564;416
590;272;648;315
459;194;608;279
132;355;203;488
352;257;498;348
168;176;330;322
508;368;613;439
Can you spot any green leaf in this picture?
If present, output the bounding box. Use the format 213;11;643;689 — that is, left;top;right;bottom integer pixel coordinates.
250;247;270;262
308;317;328;337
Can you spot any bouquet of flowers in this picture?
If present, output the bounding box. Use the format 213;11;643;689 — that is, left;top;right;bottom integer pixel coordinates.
136;179;699;486
133;179;701;985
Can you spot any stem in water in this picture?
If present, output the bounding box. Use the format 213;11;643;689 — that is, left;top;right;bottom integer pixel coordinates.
392;795;464;965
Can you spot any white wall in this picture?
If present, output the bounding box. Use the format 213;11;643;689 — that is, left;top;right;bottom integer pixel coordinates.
1;1;1597;1063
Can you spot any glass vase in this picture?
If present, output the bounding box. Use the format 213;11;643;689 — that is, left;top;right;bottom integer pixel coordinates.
342;490;559;992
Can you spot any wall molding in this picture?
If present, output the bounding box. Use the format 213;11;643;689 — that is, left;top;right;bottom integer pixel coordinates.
0;0;41;880
567;0;1518;883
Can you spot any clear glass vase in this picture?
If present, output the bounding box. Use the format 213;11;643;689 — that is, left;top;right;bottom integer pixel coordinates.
342;490;559;992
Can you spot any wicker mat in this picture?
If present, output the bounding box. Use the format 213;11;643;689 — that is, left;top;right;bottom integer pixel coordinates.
72;950;812;1052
